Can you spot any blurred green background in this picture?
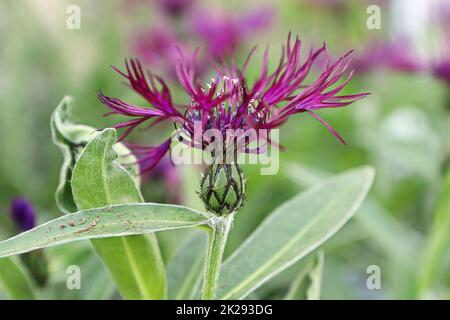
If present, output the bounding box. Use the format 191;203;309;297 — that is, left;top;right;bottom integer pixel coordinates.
0;0;449;299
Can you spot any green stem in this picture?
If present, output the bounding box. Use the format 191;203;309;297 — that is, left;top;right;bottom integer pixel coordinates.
202;215;233;300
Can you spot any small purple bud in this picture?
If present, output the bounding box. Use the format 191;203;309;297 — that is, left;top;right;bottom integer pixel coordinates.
11;197;36;231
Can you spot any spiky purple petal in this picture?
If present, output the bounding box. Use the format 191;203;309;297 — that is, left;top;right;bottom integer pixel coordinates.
99;34;368;173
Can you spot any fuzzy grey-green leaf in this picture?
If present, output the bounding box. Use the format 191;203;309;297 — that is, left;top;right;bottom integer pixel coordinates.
70;128;173;299
217;166;374;299
0;203;212;259
51;97;140;213
71;128;143;207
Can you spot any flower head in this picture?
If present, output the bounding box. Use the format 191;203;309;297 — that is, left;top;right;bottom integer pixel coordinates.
99;33;368;173
10;197;36;231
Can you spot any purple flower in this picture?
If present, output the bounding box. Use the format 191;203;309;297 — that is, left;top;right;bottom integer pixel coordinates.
156;0;196;17
149;158;184;204
191;7;274;58
10;197;36;231
432;0;450;32
427;2;450;86
352;39;424;74
126;139;173;172
430;37;450;85
432;59;450;85
132;6;273;78
131;25;188;78
99;34;368;172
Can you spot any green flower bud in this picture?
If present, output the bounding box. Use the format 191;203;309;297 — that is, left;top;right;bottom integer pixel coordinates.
21;250;49;287
199;163;246;215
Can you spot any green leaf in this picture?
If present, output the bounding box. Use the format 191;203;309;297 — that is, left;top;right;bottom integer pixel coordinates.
70;128;144;207
52;99;163;299
286;163;421;298
217;166;374;299
70;128;203;300
0;203;212;259
167;232;207;299
51;96;140;214
0;257;36;299
286;163;420;259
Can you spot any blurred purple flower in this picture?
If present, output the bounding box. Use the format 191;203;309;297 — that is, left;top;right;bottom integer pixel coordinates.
99;34;368;172
352;40;425;74
429;1;450;86
432;59;450;85
430;37;450;85
149;158;183;203
156;0;196;17
432;0;450;32
133;26;180;65
132;5;274;78
127;145;183;203
132;25;188;78
10;197;36;231
191;7;274;58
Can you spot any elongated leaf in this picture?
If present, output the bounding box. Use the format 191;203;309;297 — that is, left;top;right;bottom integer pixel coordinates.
70;128;206;299
0;203;211;259
0;257;36;299
286;163;420;259
167;232;207;299
217;166;374;299
71;127;165;300
51;96;139;213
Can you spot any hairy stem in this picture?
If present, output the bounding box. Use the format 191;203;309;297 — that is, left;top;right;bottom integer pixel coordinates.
202;215;233;300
